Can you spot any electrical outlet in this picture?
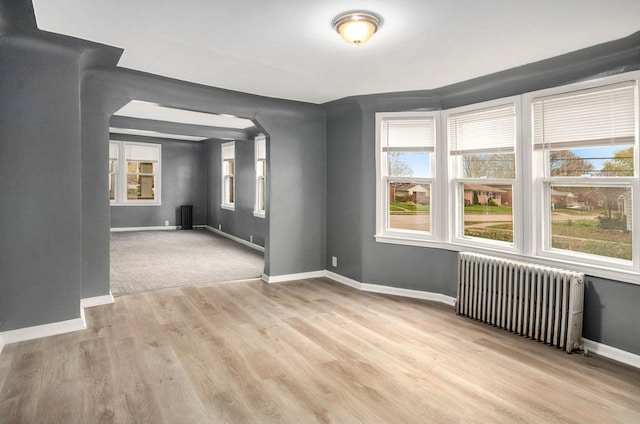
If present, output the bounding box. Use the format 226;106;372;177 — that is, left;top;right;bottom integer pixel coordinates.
250;235;254;243
218;224;222;230
165;220;169;226
331;256;338;267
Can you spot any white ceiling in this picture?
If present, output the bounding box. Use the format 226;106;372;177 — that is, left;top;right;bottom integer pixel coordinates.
33;0;640;104
113;100;255;129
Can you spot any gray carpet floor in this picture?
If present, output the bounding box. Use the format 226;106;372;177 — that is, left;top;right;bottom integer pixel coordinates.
110;229;264;296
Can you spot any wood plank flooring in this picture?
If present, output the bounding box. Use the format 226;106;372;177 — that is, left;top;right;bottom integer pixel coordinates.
1;278;639;423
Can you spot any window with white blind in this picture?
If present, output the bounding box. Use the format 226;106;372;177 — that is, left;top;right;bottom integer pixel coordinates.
109;141;161;205
446;100;518;249
529;79;637;267
254;135;266;217
375;112;438;243
221;141;235;210
373;72;639;283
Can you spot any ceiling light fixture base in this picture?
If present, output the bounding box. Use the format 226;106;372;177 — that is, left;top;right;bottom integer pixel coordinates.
332;11;382;46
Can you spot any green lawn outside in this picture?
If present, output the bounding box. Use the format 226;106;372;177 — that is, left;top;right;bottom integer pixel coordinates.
464;205;513;214
552;220;632;244
390;201;430;213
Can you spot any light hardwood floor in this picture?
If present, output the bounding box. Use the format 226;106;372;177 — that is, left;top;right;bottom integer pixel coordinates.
1;278;639;423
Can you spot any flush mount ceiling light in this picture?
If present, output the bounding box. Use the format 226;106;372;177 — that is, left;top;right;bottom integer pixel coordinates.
332;11;382;45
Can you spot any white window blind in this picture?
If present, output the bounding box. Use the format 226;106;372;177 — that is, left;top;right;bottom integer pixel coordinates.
125;144;160;162
381;117;436;152
533;81;636;150
449;104;516;155
222;143;235;160
109;142;119;160
256;137;266;159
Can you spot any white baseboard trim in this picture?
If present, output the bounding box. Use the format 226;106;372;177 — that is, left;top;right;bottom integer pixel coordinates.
204;225;265;252
0;293;116;354
325;271;457;307
81;293;115;309
262;270;326;284
111;226;178;232
582;338;640;369
0;316;86;348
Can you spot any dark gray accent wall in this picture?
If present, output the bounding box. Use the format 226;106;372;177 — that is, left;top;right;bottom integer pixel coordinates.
324;32;640;354
0;34;82;330
109;139;207;228
206;139;266;248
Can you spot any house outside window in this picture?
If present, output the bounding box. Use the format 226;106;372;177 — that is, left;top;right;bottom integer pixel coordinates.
221;141;235;210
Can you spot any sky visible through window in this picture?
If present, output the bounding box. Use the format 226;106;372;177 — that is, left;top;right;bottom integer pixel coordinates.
389;152;430;177
554;145;634;176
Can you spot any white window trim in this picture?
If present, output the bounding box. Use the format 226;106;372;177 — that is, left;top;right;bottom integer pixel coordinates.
373;71;640;285
221;141;235;211
109;140;162;206
523;72;640;278
253;135;266;218
443;96;521;254
375;111;440;245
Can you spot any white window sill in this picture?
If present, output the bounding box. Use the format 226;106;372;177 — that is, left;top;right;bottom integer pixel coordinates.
375;234;639;286
253;211;266;219
221;204;235;211
111;202;161;206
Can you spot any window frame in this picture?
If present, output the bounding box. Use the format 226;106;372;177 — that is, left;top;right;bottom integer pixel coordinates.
221;141;236;211
109;140;162;206
254;135;266;218
375;111;441;247
524;73;639;275
443;97;522;253
372;71;640;285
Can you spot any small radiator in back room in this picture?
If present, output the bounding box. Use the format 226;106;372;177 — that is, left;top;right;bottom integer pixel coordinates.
457;252;584;353
181;205;193;230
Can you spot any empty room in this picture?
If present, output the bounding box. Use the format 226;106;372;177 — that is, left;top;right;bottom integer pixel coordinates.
1;1;640;422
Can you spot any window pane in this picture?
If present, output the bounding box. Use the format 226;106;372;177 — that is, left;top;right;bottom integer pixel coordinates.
387;152;431;177
258;177;265;211
549;185;632;261
127;161;155;174
127;175;155;200
109;160;117;201
460;153;515;178
463;183;513;242
224;159;235;175
388;182;431;232
225;175;234;204
257;159;266;177
549;146;634;177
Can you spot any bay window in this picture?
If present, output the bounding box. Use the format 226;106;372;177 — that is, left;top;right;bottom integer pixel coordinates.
373;71;640;283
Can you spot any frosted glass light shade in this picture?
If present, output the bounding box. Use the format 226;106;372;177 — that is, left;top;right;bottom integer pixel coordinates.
333;12;381;45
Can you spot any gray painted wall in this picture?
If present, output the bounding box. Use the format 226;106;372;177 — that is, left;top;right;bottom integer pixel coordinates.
324;32;640;355
0;35;83;330
206;139;267;248
110;138;207;228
